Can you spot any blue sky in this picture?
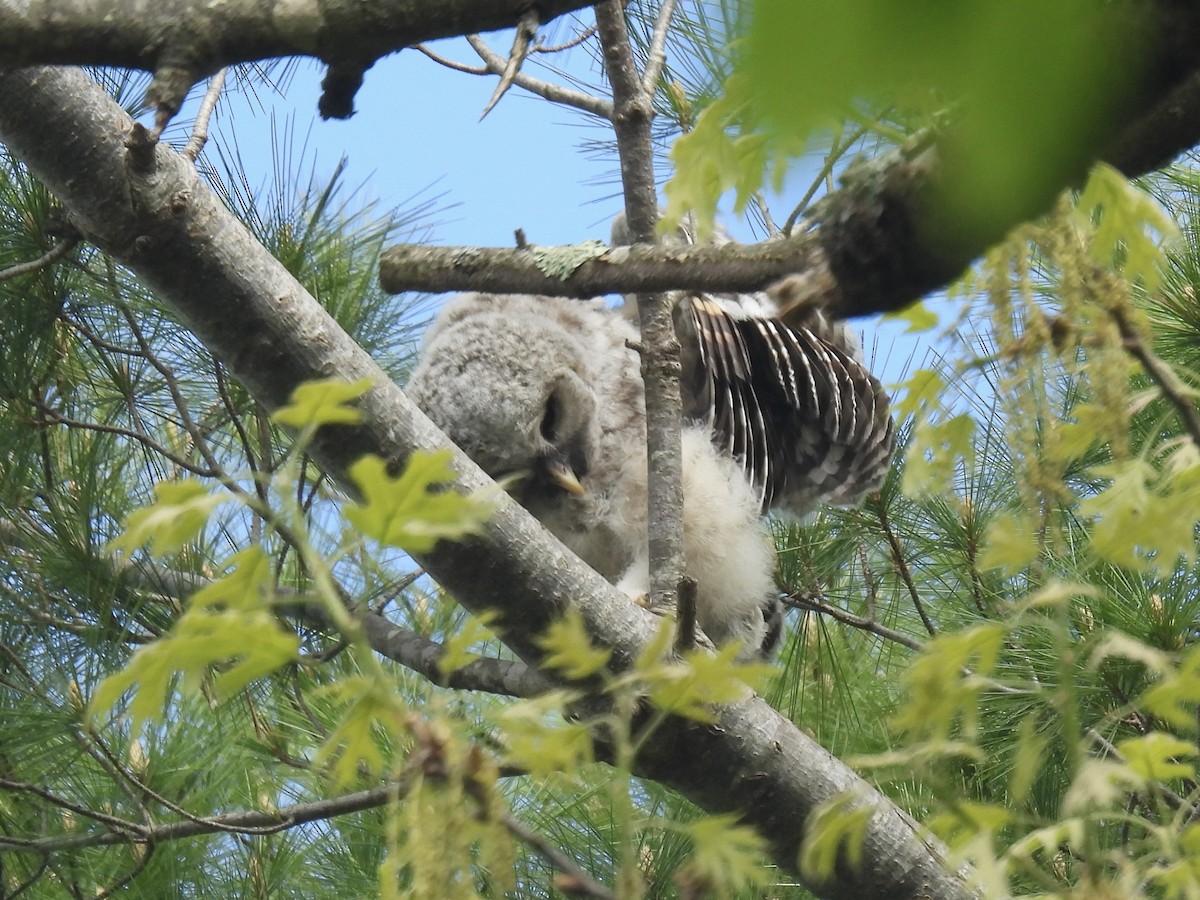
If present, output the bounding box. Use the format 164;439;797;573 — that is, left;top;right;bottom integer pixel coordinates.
199;35;629;247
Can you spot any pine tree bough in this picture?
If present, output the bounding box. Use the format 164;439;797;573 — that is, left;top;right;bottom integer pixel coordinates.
0;66;975;900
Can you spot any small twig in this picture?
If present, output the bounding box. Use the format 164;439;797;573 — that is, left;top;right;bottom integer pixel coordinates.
963;501;990;616
465;33;612;119
783;589;926;653
113;298;226;477
212;354;267;506
414;43;488;74
182;68;226;162
1088;727;1189;812
0;782;394;854
28;402;220;478
857;541;877;623
533;23;598;54
0;777;148;839
501;812;616;899
5;858;49;897
0;235;78;282
597;0;686;618
479;8;540;119
88;728;289;835
673;575;698;655
874;498;937;637
640;0;680;95
1112;302;1200;453
782;123;869;236
93;843;155;899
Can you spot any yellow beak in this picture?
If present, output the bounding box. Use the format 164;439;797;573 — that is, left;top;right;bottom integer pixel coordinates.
543;455;586;496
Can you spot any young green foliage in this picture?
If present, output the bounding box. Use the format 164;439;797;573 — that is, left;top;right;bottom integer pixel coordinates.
313;675;408;786
436;609;501;680
107;479;229;559
800;793;871;883
345;451;495;553
89;548;300;729
272;376;373;429
675;813;769;896
536;607;613;681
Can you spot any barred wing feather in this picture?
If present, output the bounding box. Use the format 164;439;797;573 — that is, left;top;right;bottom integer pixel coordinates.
679;296;896;516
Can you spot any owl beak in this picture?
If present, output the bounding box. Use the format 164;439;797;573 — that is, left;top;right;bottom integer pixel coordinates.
538;452;586;496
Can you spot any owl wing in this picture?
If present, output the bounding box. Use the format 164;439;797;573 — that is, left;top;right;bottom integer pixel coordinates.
676;294;896;516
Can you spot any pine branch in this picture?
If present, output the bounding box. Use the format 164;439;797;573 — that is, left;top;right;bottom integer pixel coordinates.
0;781;402;854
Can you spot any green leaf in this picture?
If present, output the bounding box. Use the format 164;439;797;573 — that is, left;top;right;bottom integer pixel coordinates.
89;607;299;730
746;0;1134;249
345;451;496;553
89;546;300;728
437;610;500;680
188;546;272;612
1077;163;1178;290
1142;645;1200;730
314;676;405;786
893;368;945;419
800;792;872;881
1007;819;1084;862
925;801;1012;850
677;814;767;895
1081;458;1200;573
902;414;975;498
977;510;1038;573
1047;402;1113;463
1117;733;1197;783
1063;759;1138;814
892;623;1005;743
1089;632;1170;676
883;300;939;335
663;75;755;237
536;608;612;681
495;692;593;776
108;479;227;559
1009;714;1049;805
632;616;676;675
643;644;775;723
272;377;372;428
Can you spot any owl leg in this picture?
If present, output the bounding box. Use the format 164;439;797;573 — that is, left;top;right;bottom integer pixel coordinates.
614;553;655;612
678;429;781;661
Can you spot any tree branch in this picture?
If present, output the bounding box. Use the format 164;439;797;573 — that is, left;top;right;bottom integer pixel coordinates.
0;781;400;854
595;0;687;618
1112;301;1200;453
0;66;972;899
465;33;613;119
379;12;1200;319
0;0;596;124
784;589;926;654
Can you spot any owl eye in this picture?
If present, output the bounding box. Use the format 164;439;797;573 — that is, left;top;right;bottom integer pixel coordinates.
540;393;559;442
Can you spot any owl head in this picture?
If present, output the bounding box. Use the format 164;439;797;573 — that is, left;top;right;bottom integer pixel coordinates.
407;294;600;505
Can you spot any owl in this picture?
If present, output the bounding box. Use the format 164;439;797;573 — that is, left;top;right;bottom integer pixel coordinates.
406;227;894;661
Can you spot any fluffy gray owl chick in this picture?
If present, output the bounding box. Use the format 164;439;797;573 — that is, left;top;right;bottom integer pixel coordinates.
407;292;781;659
